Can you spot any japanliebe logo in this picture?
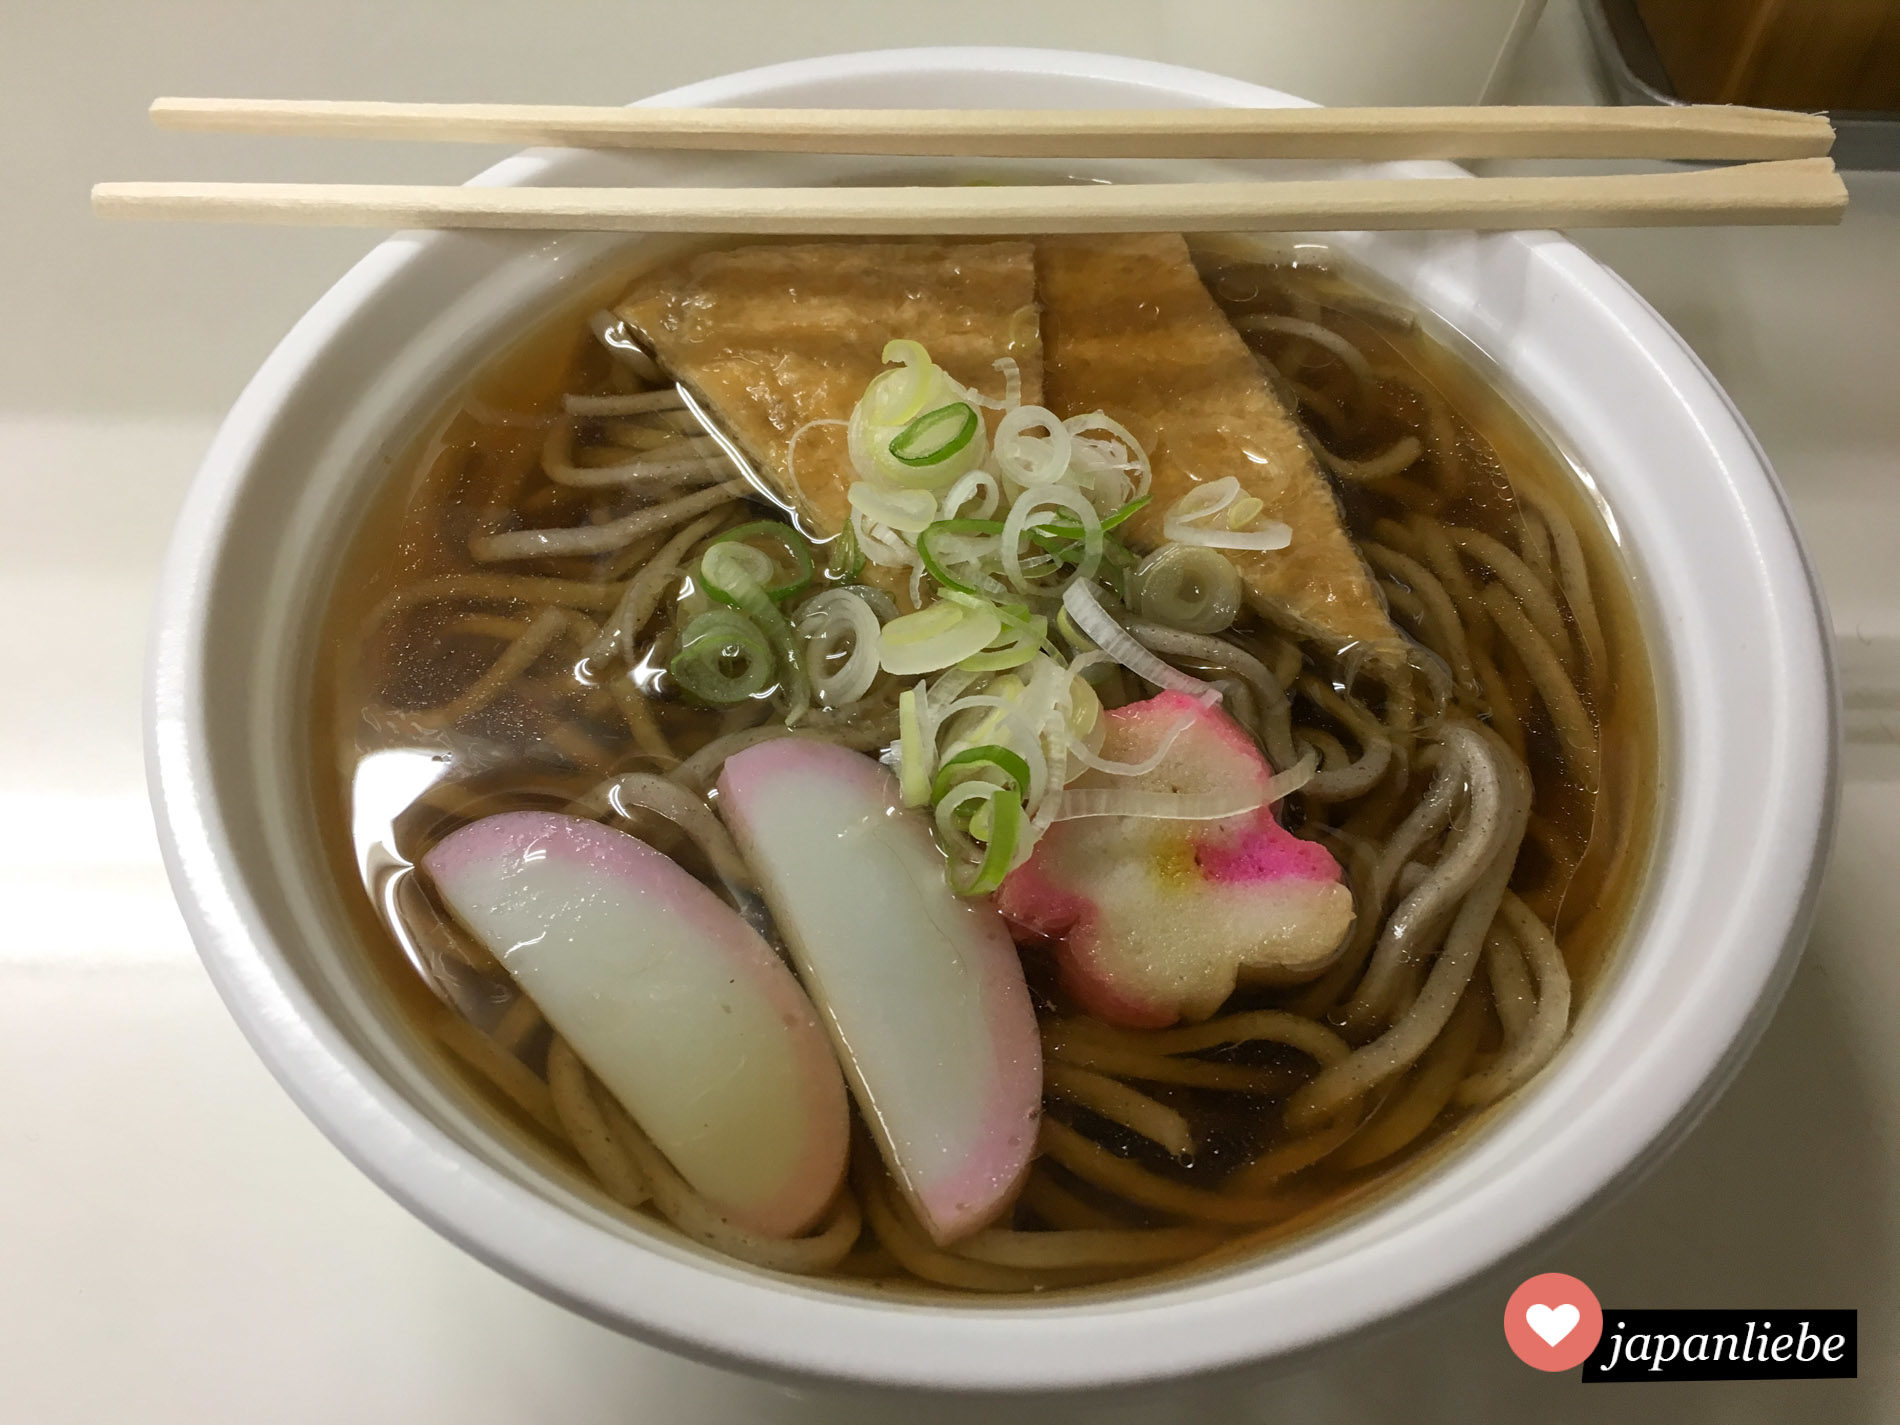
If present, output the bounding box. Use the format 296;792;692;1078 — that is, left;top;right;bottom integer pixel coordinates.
1582;1311;1857;1382
1502;1275;1859;1381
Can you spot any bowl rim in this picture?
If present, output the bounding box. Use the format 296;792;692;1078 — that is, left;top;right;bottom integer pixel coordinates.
147;44;1839;1392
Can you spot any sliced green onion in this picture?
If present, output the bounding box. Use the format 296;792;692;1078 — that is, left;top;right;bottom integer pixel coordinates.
1062;412;1153;499
1026;501;1147;582
993;405;1072;487
1227;495;1266;529
847;482;938;534
668;608;775;705
1041;495;1151;538
940;469;1001;521
1128;543;1244;635
1016;549;1066;580
701;521;814;603
931;744;1033;804
879;597;1002;676
1062;579;1218;707
957;607;1047;672
795;587;883;707
917;518;1003;597
941;589;1010;615
1002;486;1103;594
864;340;939;427
1067;671;1102;741
951;786;1023;897
897;685;931;807
821;521;865;583
701;541;773;594
1024;528;1136;571
1051;786;1263;822
890;402;979;468
1056;605;1099;656
850;343;987;489
886;601;960;640
699;551;810;723
1163;477;1292;552
839;582;901;623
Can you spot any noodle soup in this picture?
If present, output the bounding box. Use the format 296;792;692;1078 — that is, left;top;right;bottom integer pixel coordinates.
315;234;1656;1296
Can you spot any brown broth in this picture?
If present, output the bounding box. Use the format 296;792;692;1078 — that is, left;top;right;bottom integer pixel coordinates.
310;237;1659;1299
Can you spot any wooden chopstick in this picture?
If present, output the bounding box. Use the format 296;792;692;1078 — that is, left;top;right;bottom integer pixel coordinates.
92;159;1847;234
149;99;1835;162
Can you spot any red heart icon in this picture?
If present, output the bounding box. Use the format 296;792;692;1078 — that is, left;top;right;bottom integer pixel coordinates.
1504;1273;1603;1371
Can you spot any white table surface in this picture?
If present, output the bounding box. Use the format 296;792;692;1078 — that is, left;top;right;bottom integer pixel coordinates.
5;4;1896;1419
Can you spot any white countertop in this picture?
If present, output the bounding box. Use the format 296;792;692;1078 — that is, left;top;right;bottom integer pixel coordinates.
5;3;1896;1419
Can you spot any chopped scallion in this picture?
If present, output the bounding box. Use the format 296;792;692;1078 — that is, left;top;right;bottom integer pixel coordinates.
950;787;1022;896
668;609;776;705
889;402;979;468
917;517;1004;597
701;521;815;603
931;744;1034;805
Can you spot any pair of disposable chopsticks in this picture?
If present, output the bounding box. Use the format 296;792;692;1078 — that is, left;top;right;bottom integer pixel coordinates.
90;100;1848;234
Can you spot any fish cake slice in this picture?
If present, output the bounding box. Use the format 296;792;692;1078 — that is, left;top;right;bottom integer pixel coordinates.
1036;234;1400;656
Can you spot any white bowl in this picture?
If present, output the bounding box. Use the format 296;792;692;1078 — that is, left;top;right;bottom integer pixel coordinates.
148;47;1837;1392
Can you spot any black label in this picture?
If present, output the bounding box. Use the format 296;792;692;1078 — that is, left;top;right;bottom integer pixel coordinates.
1582;1311;1856;1381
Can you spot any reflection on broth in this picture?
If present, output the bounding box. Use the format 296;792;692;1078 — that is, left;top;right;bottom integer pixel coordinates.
313;235;1656;1297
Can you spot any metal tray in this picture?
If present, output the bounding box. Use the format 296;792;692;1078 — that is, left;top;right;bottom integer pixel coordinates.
1583;0;1900;170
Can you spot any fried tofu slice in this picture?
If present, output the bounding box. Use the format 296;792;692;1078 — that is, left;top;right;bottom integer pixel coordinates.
1036;235;1400;656
616;241;1043;543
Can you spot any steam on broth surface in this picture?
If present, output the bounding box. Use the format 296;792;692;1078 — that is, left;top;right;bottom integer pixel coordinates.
316;234;1656;1296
